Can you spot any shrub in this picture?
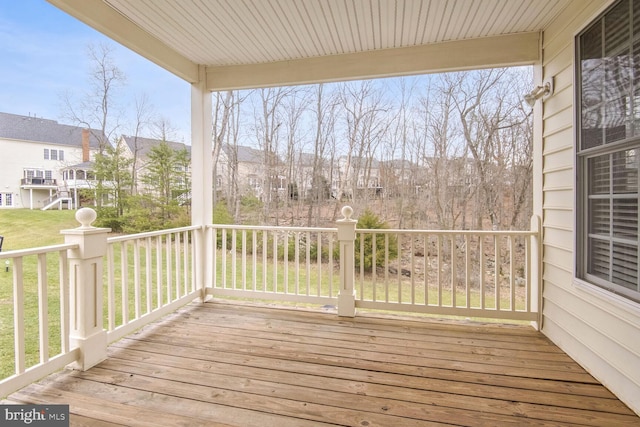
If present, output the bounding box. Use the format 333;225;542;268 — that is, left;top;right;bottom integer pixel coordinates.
354;209;398;271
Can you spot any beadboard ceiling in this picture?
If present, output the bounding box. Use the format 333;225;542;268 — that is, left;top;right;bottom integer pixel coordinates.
48;0;577;89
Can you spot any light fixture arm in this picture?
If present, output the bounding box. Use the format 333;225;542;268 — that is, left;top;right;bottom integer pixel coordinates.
524;77;554;108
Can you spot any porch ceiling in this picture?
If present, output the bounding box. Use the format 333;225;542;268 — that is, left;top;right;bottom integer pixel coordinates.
47;0;573;90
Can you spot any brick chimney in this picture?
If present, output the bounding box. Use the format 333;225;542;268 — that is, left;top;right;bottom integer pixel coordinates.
82;129;90;162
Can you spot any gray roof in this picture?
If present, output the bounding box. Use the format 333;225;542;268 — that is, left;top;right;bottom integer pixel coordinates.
0;112;102;148
222;144;265;163
122;135;191;158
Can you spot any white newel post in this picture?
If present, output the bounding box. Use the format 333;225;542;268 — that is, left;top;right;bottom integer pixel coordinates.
337;206;357;317
61;208;110;370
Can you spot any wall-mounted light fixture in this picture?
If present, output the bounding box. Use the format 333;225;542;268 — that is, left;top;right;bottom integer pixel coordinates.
524;78;554;108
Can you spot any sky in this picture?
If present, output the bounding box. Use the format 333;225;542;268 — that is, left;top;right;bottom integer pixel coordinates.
0;0;191;143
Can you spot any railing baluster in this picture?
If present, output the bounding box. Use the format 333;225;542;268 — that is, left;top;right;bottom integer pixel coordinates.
242;230;247;291
329;238;334;298
175;231;181;298
13;257;25;374
252;230;257;291
230;229;236;290
107;244;116;330
480;237;485;310
156;235;163;307
262;230;268;292
410;236;415;305
437;235;443;307
305;231;311;296
510;236;516;312
451;236;456;308
465;235;471;309
145;237;152;313
166;235;173;302
121;242;129;325
37;253;49;363
272;232;278;293
316;233;321;297
59;250;70;353
183;231;189;295
133;239;141;319
495;236;500;311
284;232;289;294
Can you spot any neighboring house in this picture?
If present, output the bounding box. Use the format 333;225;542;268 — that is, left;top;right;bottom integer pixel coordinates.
0;112;101;209
120;135;191;199
217;144;285;201
335;155;382;199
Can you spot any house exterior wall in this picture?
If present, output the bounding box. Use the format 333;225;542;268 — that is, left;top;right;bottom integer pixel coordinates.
0;137;87;209
542;0;640;415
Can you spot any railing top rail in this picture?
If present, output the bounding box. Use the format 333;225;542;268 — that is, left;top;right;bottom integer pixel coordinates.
207;224;338;233
355;228;537;236
107;225;202;243
0;243;78;259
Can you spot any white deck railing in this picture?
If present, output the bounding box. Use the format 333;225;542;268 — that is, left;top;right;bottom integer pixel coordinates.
352;227;539;321
0;243;80;397
0;206;540;398
205;224;339;305
105;226;200;342
204;209;541;322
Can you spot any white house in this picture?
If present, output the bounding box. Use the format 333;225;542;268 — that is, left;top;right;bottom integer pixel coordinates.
0;112;101;209
119;134;191;197
39;0;640;415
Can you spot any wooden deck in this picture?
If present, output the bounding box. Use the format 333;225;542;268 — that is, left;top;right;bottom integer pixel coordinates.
5;301;639;426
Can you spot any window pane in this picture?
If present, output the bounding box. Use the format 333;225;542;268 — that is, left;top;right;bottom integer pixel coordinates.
612;149;638;192
603;58;631;143
612;242;638;290
613;198;638;239
589;198;610;235
588;237;611;279
44;149;49;160
604;1;629;57
581;22;604;149
589;155;610;194
59;150;64;161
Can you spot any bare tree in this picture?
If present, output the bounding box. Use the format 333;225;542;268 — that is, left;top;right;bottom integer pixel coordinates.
62;43;126;153
307;84;338;226
129;93;154;195
452;68;532;229
255;87;290;224
336;80;389;216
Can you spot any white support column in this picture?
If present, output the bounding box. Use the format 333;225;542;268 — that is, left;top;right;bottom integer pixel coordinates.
191;64;213;298
61;208;110;370
530;214;542;331
337;206;357;317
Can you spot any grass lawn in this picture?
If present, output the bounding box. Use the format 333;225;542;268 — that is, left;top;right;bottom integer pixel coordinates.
0;209;80;381
0;209;79;250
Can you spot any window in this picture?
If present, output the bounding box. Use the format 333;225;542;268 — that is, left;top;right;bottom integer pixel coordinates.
59;150;64;161
577;0;640;301
44;149;49;160
45;170;52;180
0;193;12;207
51;149;58;160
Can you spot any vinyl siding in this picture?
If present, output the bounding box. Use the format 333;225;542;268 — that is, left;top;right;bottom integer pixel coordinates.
541;0;640;415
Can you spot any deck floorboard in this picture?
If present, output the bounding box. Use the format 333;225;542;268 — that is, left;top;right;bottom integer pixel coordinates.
7;301;640;426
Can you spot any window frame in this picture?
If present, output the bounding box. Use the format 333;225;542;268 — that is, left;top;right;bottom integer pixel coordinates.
575;0;640;303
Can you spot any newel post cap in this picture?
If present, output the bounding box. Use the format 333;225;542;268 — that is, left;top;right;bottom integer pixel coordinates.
76;207;97;229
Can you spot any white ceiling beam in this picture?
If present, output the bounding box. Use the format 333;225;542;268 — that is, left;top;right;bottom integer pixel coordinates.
46;0;199;83
206;32;540;91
